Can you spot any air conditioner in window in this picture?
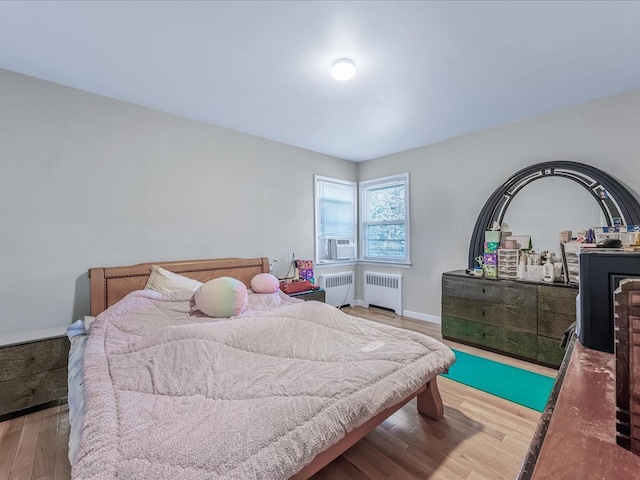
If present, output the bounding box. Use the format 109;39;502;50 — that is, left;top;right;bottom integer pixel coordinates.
328;238;356;260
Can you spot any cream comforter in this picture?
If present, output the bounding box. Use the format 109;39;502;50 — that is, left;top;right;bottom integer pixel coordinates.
73;290;454;479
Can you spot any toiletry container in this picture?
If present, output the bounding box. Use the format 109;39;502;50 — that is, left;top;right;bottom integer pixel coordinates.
518;256;527;280
533;253;542;266
543;258;555;283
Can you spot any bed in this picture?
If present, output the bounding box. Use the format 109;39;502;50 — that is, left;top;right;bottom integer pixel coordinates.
68;257;455;479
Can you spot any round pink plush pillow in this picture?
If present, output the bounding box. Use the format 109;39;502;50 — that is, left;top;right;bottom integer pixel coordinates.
194;277;248;318
250;273;280;294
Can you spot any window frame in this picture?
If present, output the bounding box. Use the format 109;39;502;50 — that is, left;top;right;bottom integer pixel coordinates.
359;172;410;265
314;175;358;266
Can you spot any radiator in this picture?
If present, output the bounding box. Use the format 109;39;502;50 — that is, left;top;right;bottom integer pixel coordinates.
319;272;355;308
363;272;402;315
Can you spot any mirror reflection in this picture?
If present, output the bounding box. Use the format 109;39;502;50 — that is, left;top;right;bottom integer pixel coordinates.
503;177;605;256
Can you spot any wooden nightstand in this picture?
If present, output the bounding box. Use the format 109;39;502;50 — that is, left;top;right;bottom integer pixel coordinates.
289;288;326;303
0;335;69;419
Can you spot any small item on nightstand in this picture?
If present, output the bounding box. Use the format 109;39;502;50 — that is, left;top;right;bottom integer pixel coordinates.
295;259;314;282
279;279;312;294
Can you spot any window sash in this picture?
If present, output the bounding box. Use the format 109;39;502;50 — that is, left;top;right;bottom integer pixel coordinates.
360;173;409;263
315;175;357;264
364;224;406;259
363;182;406;223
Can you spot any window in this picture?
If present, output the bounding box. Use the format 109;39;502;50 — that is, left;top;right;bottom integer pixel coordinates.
360;173;410;263
314;175;357;264
314;173;410;266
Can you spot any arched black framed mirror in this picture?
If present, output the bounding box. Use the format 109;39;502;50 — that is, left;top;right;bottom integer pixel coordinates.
468;161;640;268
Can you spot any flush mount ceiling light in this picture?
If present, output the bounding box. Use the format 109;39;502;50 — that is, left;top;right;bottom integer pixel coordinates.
331;58;356;81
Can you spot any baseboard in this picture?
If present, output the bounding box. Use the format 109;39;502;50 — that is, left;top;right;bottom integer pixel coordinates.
352;300;441;324
0;397;68;423
402;311;442;324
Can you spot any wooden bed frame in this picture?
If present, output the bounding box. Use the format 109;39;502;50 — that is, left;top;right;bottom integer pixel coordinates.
88;256;270;316
88;256;445;479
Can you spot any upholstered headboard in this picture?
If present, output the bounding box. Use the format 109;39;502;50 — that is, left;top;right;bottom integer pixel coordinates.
88;257;269;316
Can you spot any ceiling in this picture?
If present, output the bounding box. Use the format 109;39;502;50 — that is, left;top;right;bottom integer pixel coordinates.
1;1;640;162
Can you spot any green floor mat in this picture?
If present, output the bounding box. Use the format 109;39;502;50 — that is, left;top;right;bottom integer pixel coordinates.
442;349;555;412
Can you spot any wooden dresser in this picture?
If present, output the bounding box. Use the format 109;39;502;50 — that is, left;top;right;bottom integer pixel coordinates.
442;270;578;367
0;336;69;419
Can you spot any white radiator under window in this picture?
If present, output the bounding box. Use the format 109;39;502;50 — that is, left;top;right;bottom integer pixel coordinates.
319;272;355;308
363;272;402;315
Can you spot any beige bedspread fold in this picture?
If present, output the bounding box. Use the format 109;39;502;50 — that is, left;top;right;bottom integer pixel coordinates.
73;290;454;479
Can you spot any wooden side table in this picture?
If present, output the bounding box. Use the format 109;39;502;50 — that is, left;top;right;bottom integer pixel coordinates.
0;335;69;419
289;288;326;303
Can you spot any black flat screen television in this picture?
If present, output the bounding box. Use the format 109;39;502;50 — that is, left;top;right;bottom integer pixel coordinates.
578;250;640;353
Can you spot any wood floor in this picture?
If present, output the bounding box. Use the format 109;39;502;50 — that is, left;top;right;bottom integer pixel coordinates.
0;404;69;480
0;306;557;480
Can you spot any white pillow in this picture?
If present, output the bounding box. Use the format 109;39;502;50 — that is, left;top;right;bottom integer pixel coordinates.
145;265;203;293
84;315;96;330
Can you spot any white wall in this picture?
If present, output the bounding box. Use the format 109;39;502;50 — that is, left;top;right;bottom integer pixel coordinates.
3;68;639;337
0;69;357;338
357;88;640;320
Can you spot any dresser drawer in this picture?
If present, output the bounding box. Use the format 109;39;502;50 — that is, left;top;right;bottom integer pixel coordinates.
538;284;578;316
0;337;68;382
442;295;536;334
443;276;537;307
538;311;576;340
537;335;567;367
442;317;538;360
